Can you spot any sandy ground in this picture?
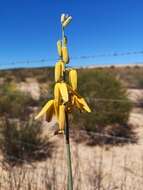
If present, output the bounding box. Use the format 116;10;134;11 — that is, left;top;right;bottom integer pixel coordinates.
37;86;143;190
0;88;143;189
21;106;143;190
128;89;143;103
17;78;40;100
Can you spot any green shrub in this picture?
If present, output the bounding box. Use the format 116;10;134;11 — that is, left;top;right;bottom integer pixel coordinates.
0;118;53;164
72;70;132;131
0;83;35;119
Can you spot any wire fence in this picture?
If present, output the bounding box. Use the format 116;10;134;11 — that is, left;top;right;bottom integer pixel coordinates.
0;113;143;190
0;132;143;190
0;110;141;147
0;101;142;150
0;50;143;68
0;53;143;189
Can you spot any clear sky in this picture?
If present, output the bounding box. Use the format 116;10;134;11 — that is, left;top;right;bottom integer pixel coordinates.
0;0;143;69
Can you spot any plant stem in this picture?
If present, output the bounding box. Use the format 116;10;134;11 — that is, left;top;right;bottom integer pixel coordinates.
62;24;73;190
65;112;73;190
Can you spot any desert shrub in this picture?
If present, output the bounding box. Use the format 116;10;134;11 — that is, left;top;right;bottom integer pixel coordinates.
110;65;116;69
0;118;53;164
0;83;35;119
0;67;54;83
38;81;54;106
137;96;143;108
72;70;132;132
137;77;143;89
35;67;54;83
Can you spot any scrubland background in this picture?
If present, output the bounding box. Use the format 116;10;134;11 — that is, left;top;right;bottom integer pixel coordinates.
0;65;143;189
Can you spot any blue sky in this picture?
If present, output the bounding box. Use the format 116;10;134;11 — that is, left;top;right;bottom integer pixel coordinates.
0;0;143;69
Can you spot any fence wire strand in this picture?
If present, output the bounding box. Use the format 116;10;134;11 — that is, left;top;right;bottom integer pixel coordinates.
1;50;143;67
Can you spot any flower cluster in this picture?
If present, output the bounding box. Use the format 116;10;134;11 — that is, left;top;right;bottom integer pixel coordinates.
35;14;91;134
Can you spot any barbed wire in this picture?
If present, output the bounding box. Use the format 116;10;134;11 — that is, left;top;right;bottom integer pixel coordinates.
0;108;142;149
0;130;142;170
85;131;135;143
0;50;143;67
0;118;141;151
94;98;135;103
0;125;142;177
0;94;142;166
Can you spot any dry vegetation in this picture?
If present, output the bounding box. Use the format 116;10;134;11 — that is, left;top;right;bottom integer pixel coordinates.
0;65;143;189
1;138;143;190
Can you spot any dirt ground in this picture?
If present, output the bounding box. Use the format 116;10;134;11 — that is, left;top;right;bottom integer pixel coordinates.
26;100;143;189
37;88;143;189
0;88;143;190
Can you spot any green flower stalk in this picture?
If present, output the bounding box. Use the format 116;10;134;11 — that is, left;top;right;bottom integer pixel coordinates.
35;14;91;190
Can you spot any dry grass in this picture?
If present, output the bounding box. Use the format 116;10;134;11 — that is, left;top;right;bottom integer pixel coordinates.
0;142;143;190
0;66;143;189
0;109;142;190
